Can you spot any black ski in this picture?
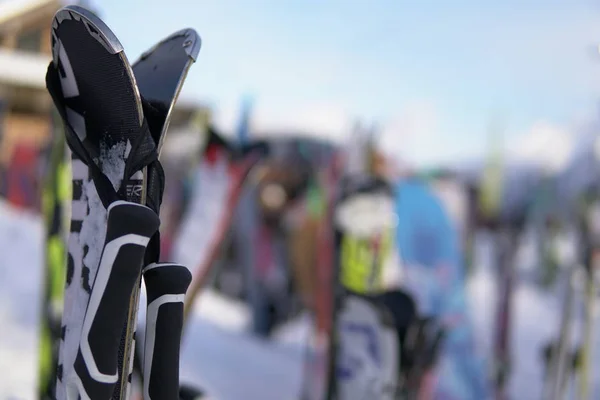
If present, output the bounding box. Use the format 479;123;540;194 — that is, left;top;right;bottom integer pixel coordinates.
124;27;200;397
132;29;200;150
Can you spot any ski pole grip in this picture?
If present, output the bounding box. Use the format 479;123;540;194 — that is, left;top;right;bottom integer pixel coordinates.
70;200;160;399
142;262;192;400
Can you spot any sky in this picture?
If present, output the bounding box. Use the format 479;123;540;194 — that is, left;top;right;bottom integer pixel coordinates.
75;0;600;166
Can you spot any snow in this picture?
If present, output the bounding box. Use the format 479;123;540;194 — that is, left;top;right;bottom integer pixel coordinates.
0;201;44;400
467;234;600;399
1;198;600;399
180;317;305;400
133;286;307;399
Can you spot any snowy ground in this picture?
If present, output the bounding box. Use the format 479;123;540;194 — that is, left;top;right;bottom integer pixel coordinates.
0;202;44;400
1;199;599;399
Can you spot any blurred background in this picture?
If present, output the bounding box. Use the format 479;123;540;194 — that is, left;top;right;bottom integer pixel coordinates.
2;0;600;399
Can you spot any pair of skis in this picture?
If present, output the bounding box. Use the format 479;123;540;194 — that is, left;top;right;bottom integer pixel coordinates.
46;5;199;399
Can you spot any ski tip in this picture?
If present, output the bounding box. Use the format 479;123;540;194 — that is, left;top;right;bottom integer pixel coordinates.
178;28;201;61
53;5;124;55
140;28;201;63
163;28;201;61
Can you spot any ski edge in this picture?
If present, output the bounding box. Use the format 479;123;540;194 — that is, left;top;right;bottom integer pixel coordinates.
55;5;124;54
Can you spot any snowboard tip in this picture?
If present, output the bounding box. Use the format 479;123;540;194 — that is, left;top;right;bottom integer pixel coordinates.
54;5;124;55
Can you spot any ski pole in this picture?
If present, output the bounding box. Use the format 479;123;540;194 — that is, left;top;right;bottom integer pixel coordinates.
578;255;597;400
543;265;579;400
141;262;192;400
67;200;160;399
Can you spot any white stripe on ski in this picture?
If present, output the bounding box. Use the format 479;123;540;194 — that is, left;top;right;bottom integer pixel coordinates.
57;39;79;98
66;107;87;142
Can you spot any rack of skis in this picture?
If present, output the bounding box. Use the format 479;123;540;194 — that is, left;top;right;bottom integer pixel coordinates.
37;6;444;399
35;5;600;400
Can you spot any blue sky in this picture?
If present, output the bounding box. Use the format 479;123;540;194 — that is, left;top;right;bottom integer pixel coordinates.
86;0;600;166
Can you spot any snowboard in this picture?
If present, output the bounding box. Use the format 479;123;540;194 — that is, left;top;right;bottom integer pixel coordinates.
330;176;399;400
395;178;489;399
330;176;448;399
46;5;199;399
299;171;399;400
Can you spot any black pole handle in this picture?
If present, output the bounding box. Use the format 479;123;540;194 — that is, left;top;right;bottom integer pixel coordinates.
142;262;192;400
68;200;160;399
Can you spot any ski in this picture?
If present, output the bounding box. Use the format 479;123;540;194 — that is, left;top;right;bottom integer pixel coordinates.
123;27;200;398
577;200;600;400
38;110;70;400
45;5;199;399
578;259;596;400
132;28;201;152
300;153;339;400
492;226;518;400
172;127;266;325
541;265;579;400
